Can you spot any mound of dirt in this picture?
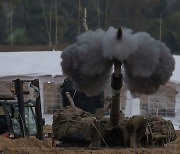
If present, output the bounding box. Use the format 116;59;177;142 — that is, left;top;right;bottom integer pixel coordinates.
0;128;179;154
0;136;53;154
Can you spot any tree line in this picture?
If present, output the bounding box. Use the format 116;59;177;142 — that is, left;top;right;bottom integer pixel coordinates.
0;0;179;54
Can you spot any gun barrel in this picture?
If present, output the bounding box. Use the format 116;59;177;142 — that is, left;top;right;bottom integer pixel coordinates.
110;61;123;127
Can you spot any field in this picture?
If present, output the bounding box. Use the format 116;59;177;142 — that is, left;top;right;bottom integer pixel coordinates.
0;125;180;154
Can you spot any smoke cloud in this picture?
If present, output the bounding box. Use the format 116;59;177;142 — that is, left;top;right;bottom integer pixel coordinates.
61;27;175;96
61;29;112;96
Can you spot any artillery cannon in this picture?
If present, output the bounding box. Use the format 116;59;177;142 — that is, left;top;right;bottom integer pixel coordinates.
52;60;176;147
52;27;176;148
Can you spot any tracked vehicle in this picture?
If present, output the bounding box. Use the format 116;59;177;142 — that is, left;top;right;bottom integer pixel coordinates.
52;60;176;148
52;27;176;148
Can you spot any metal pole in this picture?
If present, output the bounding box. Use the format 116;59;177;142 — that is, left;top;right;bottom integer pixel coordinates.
10;0;13;45
49;0;52;46
82;8;88;31
55;0;58;45
104;0;107;30
40;0;51;48
78;0;81;34
156;92;159;115
159;14;162;41
33;79;44;140
23;0;27;45
14;79;27;137
97;0;100;28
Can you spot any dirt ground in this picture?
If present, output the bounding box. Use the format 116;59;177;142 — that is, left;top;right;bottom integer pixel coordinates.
0;125;180;154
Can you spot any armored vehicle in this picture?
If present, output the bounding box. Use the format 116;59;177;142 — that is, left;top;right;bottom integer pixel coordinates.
52;27;176;148
52;60;176;148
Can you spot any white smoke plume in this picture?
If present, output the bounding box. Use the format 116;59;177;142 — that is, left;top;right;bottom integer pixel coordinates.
61;27;175;96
